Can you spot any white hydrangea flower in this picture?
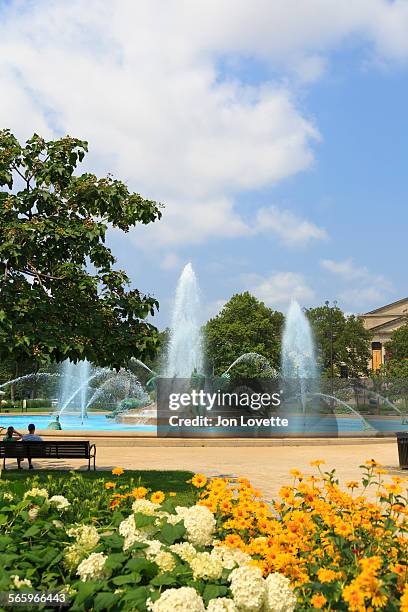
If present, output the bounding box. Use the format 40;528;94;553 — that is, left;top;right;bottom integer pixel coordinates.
264;573;297;612
229;565;265;612
170;542;197;564
67;525;100;551
211;546;252;570
189;551;223;581
11;575;32;589
207;598;238;612
132;499;160;516
166;513;184;526
64;544;83;571
49;495;70;510
24;487;48;499
175;505;215;546
77;552;109;582
149;587;205;611
119;514;146;551
52;519;64;529
154;551;176;573
144;539;162;560
28;506;40;521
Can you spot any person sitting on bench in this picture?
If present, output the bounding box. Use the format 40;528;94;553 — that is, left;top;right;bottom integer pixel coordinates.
22;424;43;470
3;426;23;469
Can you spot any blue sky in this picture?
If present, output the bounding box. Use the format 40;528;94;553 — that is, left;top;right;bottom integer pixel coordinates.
1;1;408;327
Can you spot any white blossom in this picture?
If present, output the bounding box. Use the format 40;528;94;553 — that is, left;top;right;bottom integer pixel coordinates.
77;552;109;582
229;565;265;611
175;505;215;546
264;573;297;612
49;495;70;510
11;575;32;589
148;587;205;611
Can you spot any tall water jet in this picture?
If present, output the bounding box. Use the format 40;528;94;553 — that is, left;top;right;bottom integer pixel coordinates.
165;263;203;377
282;301;317;380
282;300;318;413
58;359;91;422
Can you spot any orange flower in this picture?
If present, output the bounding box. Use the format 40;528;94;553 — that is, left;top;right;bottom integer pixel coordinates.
109;499;120;509
191;473;207;488
131;486;148;499
150;490;165;504
104;481;116;489
311;593;327;609
112;467;124;476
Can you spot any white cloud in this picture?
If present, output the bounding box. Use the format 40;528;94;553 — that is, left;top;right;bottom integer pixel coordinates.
320;258;393;308
246;271;315;308
256;206;327;246
2;1;408;248
320;258;369;280
159;253;182;271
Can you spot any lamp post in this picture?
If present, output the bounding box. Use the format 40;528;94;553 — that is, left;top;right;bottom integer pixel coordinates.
325;300;337;405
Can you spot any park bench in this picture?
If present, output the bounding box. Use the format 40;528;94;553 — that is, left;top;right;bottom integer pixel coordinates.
0;441;96;471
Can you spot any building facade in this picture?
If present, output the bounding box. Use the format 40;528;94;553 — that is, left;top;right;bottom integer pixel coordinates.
361;297;408;370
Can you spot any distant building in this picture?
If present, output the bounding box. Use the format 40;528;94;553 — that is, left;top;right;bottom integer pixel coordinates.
361;298;408;370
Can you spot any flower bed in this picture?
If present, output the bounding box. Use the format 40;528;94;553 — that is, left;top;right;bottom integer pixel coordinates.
0;461;407;611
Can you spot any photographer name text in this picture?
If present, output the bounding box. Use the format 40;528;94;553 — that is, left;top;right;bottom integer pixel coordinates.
167;415;288;427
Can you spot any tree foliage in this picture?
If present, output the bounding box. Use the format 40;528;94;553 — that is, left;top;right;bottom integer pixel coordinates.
204;292;283;376
306;304;372;377
0;130;162;368
386;322;408;361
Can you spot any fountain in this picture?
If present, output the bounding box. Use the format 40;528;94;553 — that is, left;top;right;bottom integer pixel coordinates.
281;300;317;413
223;353;277;378
58;360;92;423
165;262;204;378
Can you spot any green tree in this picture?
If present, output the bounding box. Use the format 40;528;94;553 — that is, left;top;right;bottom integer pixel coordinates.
204;292;284;376
386;322;408;361
306;304;372;377
0;130;162;369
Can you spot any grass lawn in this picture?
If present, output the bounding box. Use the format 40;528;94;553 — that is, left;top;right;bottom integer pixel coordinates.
0;469;195;506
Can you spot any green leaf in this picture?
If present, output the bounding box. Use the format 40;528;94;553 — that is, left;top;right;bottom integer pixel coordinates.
111;575;136;586
105;553;127;572
202;584;230;606
159;521;186;545
125;557;158;579
94;592;118;611
134;513;157;528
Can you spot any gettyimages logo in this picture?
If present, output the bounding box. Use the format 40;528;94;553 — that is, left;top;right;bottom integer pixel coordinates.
168;389;282;411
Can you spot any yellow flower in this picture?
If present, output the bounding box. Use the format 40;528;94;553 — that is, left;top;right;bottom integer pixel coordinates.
342;584;366;609
400;584;408;612
317;568;337;583
131;486;148;499
104;482;115;490
311;593;327;609
150;491;165;504
290;469;304;479
112;467;124;476
365;459;380;467
191;473;207;488
169;491;177;497
346;481;359;489
310;459;325;467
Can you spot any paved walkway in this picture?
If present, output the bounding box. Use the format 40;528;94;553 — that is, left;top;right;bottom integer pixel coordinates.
11;441;404;501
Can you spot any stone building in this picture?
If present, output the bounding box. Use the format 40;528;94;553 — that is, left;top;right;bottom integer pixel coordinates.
361;297;408;370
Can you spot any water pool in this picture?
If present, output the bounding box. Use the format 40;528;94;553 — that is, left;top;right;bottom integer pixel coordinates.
0;414;156;432
0;413;407;435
